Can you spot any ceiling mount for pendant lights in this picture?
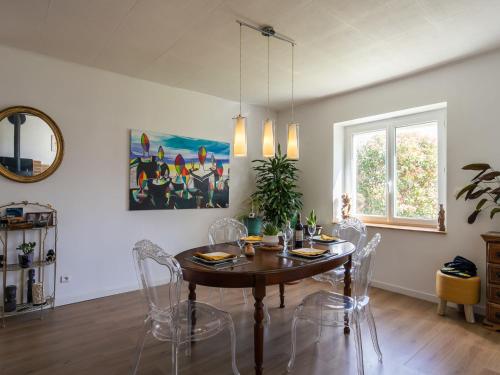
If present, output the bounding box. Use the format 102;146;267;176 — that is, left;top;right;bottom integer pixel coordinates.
234;20;297;159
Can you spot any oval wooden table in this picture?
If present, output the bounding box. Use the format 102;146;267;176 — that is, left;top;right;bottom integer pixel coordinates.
175;241;355;375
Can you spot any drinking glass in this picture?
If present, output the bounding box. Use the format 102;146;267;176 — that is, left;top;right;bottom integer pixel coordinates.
237;236;245;257
307;224;316;248
282;222;293;254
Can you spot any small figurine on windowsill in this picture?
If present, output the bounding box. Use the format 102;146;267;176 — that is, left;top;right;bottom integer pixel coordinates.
438;204;446;232
341;193;351;220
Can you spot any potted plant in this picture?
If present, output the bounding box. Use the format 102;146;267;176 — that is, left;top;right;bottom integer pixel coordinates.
456;163;500;223
238;196;264;236
17;241;36;268
305;209;319;237
252;144;303;229
262;223;280;245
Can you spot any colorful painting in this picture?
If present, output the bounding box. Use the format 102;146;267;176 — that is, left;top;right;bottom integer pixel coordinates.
129;130;230;210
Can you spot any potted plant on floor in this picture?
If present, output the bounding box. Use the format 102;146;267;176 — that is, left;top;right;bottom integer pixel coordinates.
252;144;303;229
17;241;36;268
262;223;280;245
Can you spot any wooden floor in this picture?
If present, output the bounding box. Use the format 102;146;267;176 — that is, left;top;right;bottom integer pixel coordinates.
1;280;499;375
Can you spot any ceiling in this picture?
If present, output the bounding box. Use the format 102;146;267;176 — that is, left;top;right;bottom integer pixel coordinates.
2;0;500;110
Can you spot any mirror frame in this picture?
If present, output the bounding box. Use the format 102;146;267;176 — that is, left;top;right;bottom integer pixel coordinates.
0;106;64;183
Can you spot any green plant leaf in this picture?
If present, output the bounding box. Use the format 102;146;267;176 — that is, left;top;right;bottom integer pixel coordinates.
479;171;500;181
468;187;491;200
490;208;500;219
476;198;488;210
462;163;491;170
468;210;480;224
456;183;477;200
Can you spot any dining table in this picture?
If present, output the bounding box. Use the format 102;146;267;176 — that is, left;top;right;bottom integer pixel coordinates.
175;240;356;375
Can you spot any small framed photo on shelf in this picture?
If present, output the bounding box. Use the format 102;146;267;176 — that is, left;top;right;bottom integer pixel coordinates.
6;207;23;217
25;212;54;227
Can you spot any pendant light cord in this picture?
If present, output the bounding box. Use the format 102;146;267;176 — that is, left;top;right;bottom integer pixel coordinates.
267;35;270;118
239;23;242;115
291;43;294;122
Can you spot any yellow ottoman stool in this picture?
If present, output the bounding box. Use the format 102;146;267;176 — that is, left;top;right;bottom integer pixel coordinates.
436;270;480;323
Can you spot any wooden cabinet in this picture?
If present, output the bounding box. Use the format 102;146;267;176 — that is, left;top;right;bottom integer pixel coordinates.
482;232;500;331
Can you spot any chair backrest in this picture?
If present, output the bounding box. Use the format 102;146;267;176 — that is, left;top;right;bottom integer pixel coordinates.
333;217;367;255
352;233;381;302
208;217;248;245
133;240;183;323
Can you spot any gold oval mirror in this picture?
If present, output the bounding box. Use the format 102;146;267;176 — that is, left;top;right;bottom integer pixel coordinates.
0;106;64;183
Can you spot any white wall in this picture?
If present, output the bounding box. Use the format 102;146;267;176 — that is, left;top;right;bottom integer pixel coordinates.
0;46;272;305
278;49;500;309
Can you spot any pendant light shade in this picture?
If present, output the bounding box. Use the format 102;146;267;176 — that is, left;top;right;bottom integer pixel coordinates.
233;115;247;157
287;123;299;160
262;119;275;157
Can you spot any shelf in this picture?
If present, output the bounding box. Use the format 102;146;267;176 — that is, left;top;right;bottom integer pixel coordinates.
1;260;55;272
0;225;55;232
2;296;54;318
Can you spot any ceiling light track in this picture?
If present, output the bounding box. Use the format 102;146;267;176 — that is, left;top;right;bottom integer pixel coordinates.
236;20;296;46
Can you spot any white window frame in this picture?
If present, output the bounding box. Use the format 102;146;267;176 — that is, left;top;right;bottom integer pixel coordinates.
336;103;446;227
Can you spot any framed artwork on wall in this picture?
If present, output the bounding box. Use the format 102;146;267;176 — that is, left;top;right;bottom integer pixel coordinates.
129;130;230;210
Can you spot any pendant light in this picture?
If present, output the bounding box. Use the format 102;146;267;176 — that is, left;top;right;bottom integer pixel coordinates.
262;34;275;158
287;44;299;160
233;23;247;157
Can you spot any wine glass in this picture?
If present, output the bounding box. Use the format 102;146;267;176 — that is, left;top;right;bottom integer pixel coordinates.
282;222;293;254
307;224;317;248
236;235;245;257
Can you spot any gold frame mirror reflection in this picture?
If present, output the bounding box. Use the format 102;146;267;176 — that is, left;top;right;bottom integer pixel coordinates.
0;106;64;183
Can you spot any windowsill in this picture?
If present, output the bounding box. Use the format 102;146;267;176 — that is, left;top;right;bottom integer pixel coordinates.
364;222;447;234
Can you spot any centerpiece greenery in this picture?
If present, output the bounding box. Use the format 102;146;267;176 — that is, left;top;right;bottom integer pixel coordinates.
252;144;303;228
456;163;500;223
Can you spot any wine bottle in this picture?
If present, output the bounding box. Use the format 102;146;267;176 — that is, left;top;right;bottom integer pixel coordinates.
295;213;304;248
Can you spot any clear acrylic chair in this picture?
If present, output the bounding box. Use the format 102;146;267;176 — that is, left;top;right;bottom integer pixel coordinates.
208;218;270;323
287;233;382;375
132;240;240;375
313;217;367;285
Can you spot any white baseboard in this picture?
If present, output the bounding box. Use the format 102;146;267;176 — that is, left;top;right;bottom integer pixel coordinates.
372;279;486;316
56;283;140;306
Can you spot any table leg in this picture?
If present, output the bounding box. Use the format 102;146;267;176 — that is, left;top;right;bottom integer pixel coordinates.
279;283;285;308
344;255;352;335
188;283;197;343
253;282;266;375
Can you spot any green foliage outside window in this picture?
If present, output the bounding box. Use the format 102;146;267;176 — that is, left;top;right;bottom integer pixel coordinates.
355;130;438;219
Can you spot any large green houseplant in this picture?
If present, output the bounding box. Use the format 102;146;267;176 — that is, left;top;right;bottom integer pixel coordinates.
252;145;303;228
456;163;500;223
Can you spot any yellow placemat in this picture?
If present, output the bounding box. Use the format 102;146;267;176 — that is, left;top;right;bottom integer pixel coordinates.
290;248;328;257
194;252;235;261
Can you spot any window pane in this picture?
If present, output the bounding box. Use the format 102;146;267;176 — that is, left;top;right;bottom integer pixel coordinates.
395;123;438;219
353;130;387;216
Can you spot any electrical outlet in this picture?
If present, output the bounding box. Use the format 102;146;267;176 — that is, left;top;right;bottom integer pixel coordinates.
60;275;70;283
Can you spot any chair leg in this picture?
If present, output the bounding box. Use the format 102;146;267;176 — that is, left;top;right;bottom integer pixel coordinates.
287;316;299;372
366;305;383;362
131;318;150;375
171;342;179;375
228;323;240;375
242;288;248;305
464;305;475;323
353;310;365;375
219;288;224;304
316;304;324;343
437;299;447;316
264;303;271;324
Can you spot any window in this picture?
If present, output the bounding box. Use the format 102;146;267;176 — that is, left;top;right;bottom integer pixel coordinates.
339;104;446;227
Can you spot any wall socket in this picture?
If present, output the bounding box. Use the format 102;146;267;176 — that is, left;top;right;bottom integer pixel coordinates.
60;275;70;283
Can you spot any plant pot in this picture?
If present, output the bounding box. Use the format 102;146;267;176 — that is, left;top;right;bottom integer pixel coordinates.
262;235;279;245
18;252;34;268
244;217;263;236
